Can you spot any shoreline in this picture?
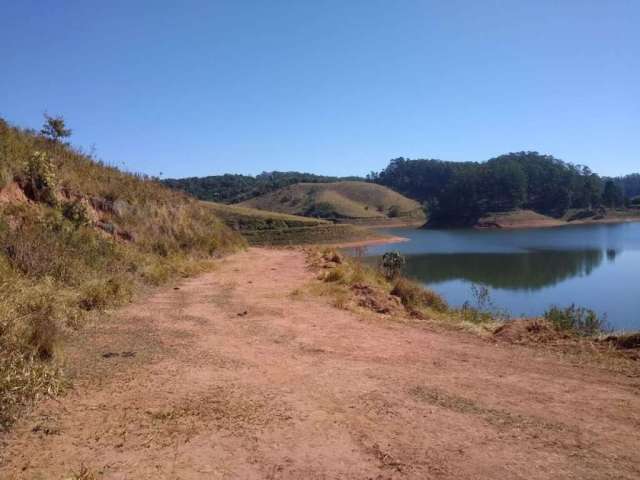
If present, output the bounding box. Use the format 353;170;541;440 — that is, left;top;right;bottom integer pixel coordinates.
353;220;425;229
474;217;640;230
326;235;409;249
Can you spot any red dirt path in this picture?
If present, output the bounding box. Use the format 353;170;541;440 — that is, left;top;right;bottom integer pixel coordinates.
1;248;639;479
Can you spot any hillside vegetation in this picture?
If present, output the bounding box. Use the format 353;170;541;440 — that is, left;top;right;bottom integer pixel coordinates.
163;171;364;204
371;153;638;226
240;181;425;224
0;117;246;428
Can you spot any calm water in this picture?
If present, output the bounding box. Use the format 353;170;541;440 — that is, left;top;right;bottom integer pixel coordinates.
359;223;640;331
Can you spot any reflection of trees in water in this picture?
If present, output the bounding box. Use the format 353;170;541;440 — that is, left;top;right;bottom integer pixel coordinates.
396;250;605;291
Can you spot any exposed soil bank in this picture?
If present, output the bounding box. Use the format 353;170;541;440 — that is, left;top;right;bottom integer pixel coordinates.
475;209;640;230
1;248;639;479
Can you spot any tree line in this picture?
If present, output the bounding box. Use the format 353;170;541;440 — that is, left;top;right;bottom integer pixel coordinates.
163;172;363;204
369;152;638;225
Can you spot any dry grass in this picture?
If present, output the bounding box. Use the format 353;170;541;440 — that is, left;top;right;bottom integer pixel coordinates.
391;277;448;313
0;117;246;429
241;181;425;222
307;247;448;319
65;465;98;480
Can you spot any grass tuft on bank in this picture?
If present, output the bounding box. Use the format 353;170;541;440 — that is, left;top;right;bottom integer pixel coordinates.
306;248;638;356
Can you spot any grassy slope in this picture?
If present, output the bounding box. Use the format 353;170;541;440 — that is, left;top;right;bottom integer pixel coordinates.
207;201;384;245
240;181;426;224
0;119;246;428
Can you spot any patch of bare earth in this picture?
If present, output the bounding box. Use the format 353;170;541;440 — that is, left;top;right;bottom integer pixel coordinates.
1;248;639;479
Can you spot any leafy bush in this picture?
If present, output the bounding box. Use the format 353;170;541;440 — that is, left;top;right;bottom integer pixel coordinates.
22;151;58;205
306;201;337;219
544;304;608;336
380;251;405;279
62;200;90;227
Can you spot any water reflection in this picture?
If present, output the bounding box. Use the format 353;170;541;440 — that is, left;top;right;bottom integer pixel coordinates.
357;223;640;330
374;250;605;291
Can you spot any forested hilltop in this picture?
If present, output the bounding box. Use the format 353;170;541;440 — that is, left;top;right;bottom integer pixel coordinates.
163;172;363;204
369;152;640;226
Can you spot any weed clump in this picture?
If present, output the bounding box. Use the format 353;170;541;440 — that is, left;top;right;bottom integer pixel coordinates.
391;277;448;313
544;304;608;336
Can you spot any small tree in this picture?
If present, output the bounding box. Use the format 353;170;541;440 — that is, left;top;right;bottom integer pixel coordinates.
40;114;72;142
380;251;406;279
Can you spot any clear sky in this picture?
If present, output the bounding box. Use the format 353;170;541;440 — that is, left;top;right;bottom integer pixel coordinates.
1;0;638;178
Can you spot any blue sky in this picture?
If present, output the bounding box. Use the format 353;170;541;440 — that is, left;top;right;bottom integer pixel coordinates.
1;0;638;178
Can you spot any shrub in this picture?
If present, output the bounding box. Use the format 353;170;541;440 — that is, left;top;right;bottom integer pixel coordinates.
544;304;608;336
391;277;448;313
62;200;90;228
22;151;58;206
380;251;405;279
306;202;337;219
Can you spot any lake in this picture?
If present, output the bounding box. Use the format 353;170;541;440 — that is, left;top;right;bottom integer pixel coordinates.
358;223;640;332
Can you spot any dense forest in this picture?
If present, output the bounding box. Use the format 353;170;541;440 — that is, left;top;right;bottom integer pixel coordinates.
616;173;640;199
369;152;638;225
163;172;363;204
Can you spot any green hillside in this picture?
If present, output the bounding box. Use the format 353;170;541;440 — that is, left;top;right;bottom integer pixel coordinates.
240;181;425;224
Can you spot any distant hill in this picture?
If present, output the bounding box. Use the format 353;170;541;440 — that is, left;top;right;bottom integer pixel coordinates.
206;202;383;245
371;153;638;226
240;181;425;224
163;171;364;204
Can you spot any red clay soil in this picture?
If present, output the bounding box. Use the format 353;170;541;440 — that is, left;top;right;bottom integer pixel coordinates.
1;248;639;479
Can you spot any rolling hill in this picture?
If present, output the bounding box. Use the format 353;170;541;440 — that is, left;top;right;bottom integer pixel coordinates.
162;171;364;204
206;202;385;245
240;181;426;225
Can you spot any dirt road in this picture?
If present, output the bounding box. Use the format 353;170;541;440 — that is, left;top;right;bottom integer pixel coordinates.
1;248;639;479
